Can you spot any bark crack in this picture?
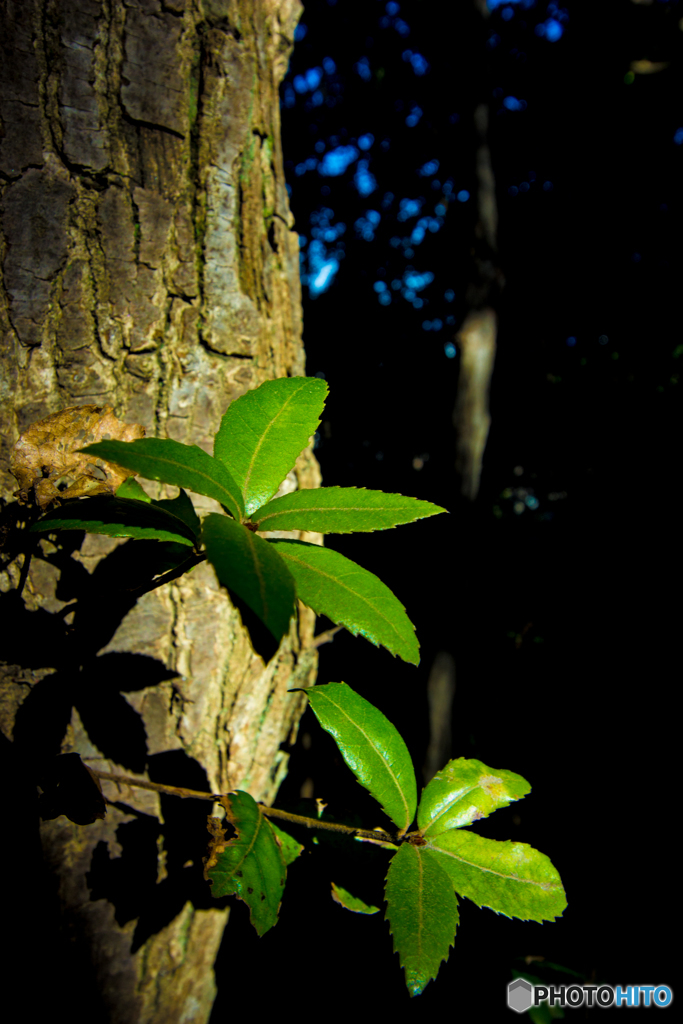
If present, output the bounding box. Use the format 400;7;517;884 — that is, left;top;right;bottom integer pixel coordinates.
155;296;176;436
34;0;59;159
189;24;206;340
159;1;186;17
120;110;186;143
83;201;117;364
130;187;142;265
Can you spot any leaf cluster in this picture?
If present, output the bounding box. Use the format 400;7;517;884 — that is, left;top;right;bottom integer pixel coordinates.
28;377;447;663
18;380;566;999
206;682;567;997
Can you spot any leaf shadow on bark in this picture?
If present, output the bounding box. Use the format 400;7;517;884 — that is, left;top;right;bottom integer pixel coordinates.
2;521;230;961
7;534;182;773
87;750;230;953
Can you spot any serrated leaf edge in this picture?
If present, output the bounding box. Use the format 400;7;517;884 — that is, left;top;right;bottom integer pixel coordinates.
238;380;324;507
81;440;243;520
252;486;447;532
384;843;458;997
420;767;530;836
309;685;414;833
330;881;381;914
425;834;566;920
273;541;418;660
29;496;197;544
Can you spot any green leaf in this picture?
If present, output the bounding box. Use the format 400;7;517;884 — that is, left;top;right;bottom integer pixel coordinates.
269;540;420;665
117;477;201;540
418;758;531;837
213;376;328;516
116;477;151;501
251;486;447;534
151;489;201;540
384;842;459;997
80;438;244;522
426;829;567;922
29;496;196;546
330;881;380;914
267;821;304;867
204;791;286;936
150;542;198;574
306;682;417;834
528;1002;558;1024
202;513;296;646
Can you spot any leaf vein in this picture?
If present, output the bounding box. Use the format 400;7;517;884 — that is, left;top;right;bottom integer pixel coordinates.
242;383;308;497
245;528;269;618
416;847;425;960
108;450;234;506
256;503;415;527
276;549;405;640
319;691;410;828
429;845;560;888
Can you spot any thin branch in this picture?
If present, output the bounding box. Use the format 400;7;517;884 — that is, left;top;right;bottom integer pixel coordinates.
309;624;344;648
260;804;396;844
94;770;217;800
91;769;399;844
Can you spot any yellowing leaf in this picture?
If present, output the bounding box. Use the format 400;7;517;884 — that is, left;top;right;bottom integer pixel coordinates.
418;758;531;836
330;882;380;914
426;830;567;923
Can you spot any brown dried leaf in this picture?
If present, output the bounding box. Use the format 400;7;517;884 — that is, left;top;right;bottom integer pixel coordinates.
10;406;145;509
203;816;229;876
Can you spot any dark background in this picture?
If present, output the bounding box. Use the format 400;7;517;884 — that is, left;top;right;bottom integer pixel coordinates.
212;0;680;1017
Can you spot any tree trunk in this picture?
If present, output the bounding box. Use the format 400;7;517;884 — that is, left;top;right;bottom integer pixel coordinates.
452;3;503;501
0;1;317;1021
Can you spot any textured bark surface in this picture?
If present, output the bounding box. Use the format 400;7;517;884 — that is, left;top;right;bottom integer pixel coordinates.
0;1;317;1020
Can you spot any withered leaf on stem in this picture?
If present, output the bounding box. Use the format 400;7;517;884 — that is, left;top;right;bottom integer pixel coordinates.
10;406;145;509
203;816;229;876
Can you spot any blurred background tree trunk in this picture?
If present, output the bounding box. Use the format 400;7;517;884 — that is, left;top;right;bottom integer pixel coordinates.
0;1;317;1021
451;1;503;503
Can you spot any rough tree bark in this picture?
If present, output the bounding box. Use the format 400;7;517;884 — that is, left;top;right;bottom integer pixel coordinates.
0;1;317;1021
